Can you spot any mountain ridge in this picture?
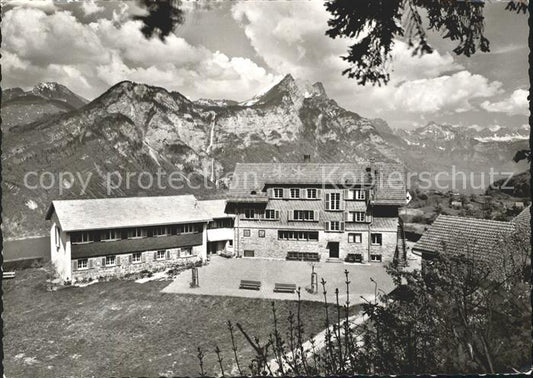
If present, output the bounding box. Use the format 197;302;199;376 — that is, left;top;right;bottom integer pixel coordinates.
2;76;528;238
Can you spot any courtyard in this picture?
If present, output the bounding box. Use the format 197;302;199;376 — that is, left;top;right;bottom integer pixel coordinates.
163;255;396;304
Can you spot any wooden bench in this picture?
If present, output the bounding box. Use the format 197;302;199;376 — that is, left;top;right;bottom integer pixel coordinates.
3;271;15;279
274;283;297;293
345;254;363;263
239;280;261;290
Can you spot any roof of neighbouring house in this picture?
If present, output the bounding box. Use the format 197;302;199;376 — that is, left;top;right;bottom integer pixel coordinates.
228;162;407;205
46;195;212;232
412;214;515;261
197;199;234;219
512;205;531;230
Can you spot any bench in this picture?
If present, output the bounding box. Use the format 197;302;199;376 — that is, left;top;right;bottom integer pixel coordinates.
345;254;363;263
274;283;297;293
286;252;320;262
239;280;261;290
3;271;15;279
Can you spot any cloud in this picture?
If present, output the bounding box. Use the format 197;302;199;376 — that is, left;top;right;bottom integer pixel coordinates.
6;0;57;13
81;0;104;16
230;2;496;119
480;89;529;115
388;71;503;113
1;5;279;101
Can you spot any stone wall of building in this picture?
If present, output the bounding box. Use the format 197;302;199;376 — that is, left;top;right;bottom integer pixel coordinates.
236;227;388;262
369;230;398;262
71;246;202;282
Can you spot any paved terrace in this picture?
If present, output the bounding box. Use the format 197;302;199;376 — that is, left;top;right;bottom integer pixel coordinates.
162;256;396;304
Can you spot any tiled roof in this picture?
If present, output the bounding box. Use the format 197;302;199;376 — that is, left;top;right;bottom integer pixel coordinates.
371;217;399;231
198;199;234;219
345;201;367;212
46;195;212;232
413;215;515;262
229;162;407;205
512;205;531;232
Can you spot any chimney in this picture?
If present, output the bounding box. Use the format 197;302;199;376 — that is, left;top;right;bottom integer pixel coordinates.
303;154;311;163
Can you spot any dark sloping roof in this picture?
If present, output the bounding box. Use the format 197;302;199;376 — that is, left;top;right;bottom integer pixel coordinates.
512;205;531;231
413;215;515;262
228;162;407;205
71;233;203;259
46;195;212;232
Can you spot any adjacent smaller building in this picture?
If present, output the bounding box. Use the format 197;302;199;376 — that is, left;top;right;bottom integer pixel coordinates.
199;199;235;256
46;195;212;283
413;206;531;275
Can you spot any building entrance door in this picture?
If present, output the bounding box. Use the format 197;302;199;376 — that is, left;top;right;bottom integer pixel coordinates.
328;242;339;258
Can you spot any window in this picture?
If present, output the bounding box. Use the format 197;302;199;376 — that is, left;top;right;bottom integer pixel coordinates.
77;258;88;270
352;212;365;222
371;254;382;262
101;230;120;241
181;247;193;256
327;192;341;210
264;209;278;220
348;233;362;243
278;231;319;241
273;188;284;198
243;229;251;237
55;227;61;248
244;209;255;219
128;228;146;239
290;188;301;199
371;233;383;246
153;226;168;237
132;252;142;263
105;255;116;266
307;188;317;199
354;190;366;200
293;210;315;221
244;250;255;257
71;231;93;244
258;230;265;238
156;250;166;260
330;221;341;231
179;224;198;234
209;219;233;229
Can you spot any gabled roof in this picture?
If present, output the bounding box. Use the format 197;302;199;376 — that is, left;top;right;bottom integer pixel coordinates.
46;195;212;232
197;199;234;219
228;162;407;205
413;215;515;262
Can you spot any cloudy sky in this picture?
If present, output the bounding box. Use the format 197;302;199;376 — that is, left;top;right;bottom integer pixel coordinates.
1;0;529;129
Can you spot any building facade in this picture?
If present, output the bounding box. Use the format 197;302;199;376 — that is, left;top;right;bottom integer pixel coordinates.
46;195;211;283
226;162;408;263
199;199;236;256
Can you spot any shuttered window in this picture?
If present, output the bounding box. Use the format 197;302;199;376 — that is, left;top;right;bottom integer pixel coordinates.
273;188;284;198
290;188;301;199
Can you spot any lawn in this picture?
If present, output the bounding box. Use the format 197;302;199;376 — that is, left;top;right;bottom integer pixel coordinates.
3;268;357;377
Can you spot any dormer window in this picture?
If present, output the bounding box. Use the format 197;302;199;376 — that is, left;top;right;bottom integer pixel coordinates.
290;188;301;199
354;190;366;200
273;188;284;198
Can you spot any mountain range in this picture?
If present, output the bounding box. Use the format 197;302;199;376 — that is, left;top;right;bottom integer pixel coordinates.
2;75;529;238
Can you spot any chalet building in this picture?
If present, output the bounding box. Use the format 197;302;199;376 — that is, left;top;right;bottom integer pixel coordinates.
199;199;235;256
225;162;408;263
46;195;211;283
